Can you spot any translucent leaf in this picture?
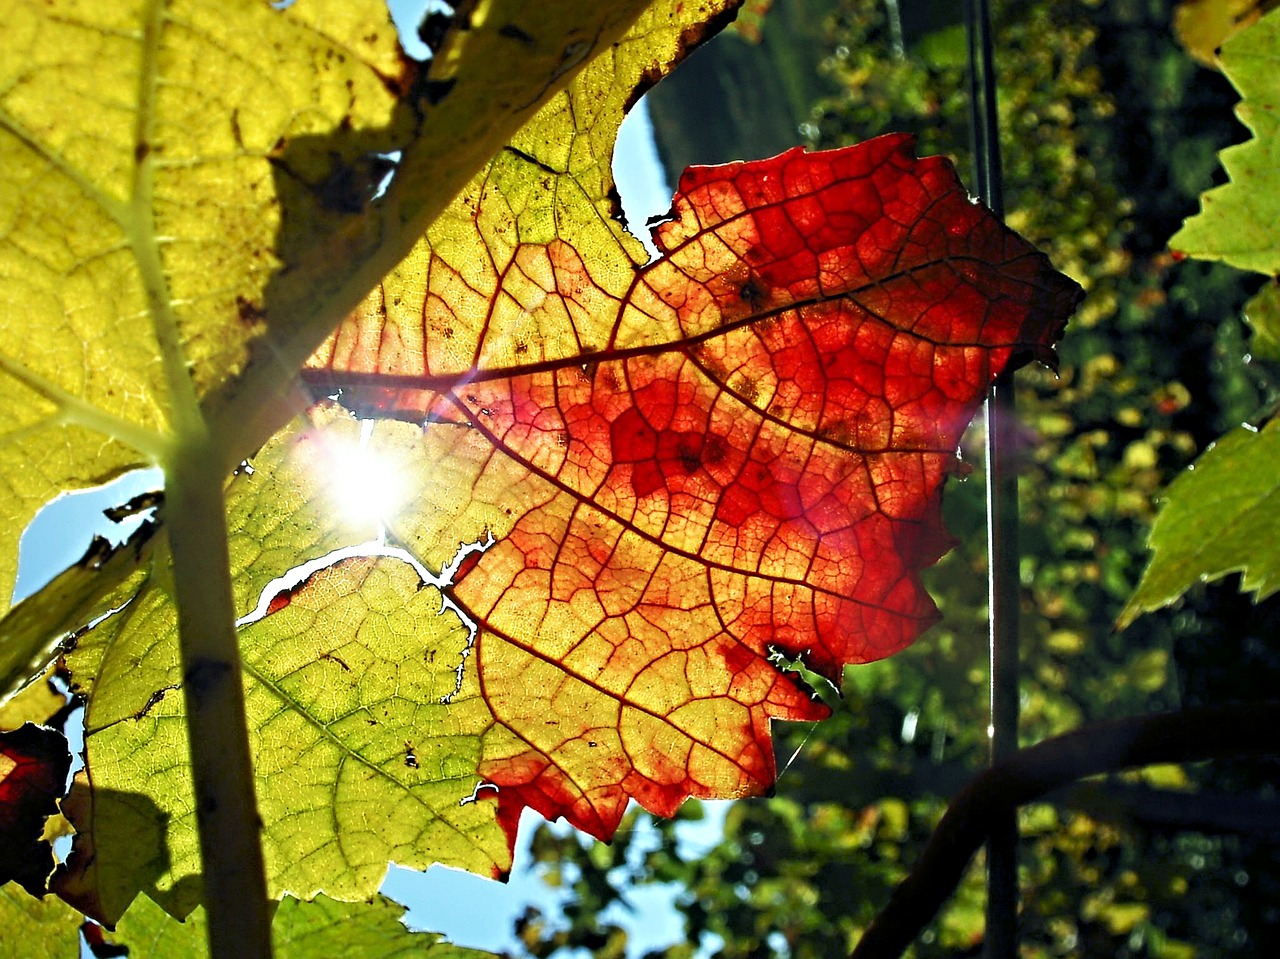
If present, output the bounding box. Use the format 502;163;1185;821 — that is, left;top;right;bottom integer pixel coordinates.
306;131;1079;840
1121;420;1280;626
0;885;82;959
103;892;495;959
1170;7;1280;273
1173;0;1276;68
0;0;656;617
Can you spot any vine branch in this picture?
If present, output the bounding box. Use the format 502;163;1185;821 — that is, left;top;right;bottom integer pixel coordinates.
167;437;272;959
849;701;1280;959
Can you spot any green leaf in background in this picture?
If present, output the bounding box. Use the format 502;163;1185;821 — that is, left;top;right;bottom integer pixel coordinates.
1244;280;1280;361
103;893;495;959
0;885;82;959
1120;419;1280;626
1170;7;1280;273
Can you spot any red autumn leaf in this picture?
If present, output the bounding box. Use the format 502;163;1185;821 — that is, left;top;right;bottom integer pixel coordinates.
0;723;71;896
305;134;1079;841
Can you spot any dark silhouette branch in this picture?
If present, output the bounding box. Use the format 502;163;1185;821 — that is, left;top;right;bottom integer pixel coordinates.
849;701;1280;959
1052;779;1280;842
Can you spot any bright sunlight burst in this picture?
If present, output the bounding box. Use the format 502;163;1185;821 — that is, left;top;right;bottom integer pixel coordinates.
325;419;408;530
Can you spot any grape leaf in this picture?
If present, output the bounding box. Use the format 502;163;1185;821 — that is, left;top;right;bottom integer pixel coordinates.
7;0;1079;925
1173;0;1277;68
30;0;745;921
1120;420;1280;626
1170;6;1280;272
0;884;83;959
100;892;494;959
51;418;510;922
0;668;65;731
1244;280;1280;361
0;0;656;619
1128;6;1280;625
305;131;1080;840
0;724;70;897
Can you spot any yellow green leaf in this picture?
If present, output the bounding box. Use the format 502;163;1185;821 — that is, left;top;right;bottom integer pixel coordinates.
0;667;63;730
1244;279;1280;361
0;521;159;700
104;892;495;959
0;0;656;619
1173;0;1276;68
1121;419;1280;626
42;0;747;918
1170;7;1280;273
55;413;510;921
0;884;82;959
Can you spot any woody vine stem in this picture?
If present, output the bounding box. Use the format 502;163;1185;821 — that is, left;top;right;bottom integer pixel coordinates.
167;435;273;959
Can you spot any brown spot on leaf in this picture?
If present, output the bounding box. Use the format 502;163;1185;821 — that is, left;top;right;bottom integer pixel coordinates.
739;275;768;311
236;295;266;326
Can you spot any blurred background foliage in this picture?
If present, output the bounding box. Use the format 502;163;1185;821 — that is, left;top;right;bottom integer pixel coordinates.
519;1;1280;957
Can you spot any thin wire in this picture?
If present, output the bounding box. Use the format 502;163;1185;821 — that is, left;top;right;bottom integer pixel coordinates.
778;721;820;781
966;0;1019;957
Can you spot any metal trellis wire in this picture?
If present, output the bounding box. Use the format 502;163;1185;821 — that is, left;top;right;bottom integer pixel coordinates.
965;0;1021;956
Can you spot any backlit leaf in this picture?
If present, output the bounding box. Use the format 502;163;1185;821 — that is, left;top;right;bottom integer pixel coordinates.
306;131;1079;840
1173;0;1277;68
42;0;742;916
0;723;70;897
1120;420;1280;626
0;885;82;959
1170;7;1280;272
14;0;1083;925
0;668;64;731
53;417;507;921
0;0;656;618
1244;279;1280;361
0;0;413;612
103;892;494;959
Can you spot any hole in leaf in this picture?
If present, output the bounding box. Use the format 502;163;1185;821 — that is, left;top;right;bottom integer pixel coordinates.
387;0;455;61
612;97;672;262
15;468;164;605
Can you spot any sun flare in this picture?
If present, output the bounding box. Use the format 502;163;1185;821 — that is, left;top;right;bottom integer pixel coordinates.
325;419;407;531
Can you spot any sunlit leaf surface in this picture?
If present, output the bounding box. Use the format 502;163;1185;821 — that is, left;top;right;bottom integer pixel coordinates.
104;892;496;959
29;0;746;920
1121;419;1280;626
0;884;82;959
306;132;1079;840
0;0;657;613
1173;0;1275;68
1170;7;1280;272
3;0;1081;927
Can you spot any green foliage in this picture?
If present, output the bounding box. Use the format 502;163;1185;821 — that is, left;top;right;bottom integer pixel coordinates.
1170;8;1280;273
1123;420;1280;624
102;893;491;959
0;886;82;959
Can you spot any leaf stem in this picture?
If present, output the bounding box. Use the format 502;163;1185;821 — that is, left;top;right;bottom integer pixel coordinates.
166;435;272;959
0;353;169;462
